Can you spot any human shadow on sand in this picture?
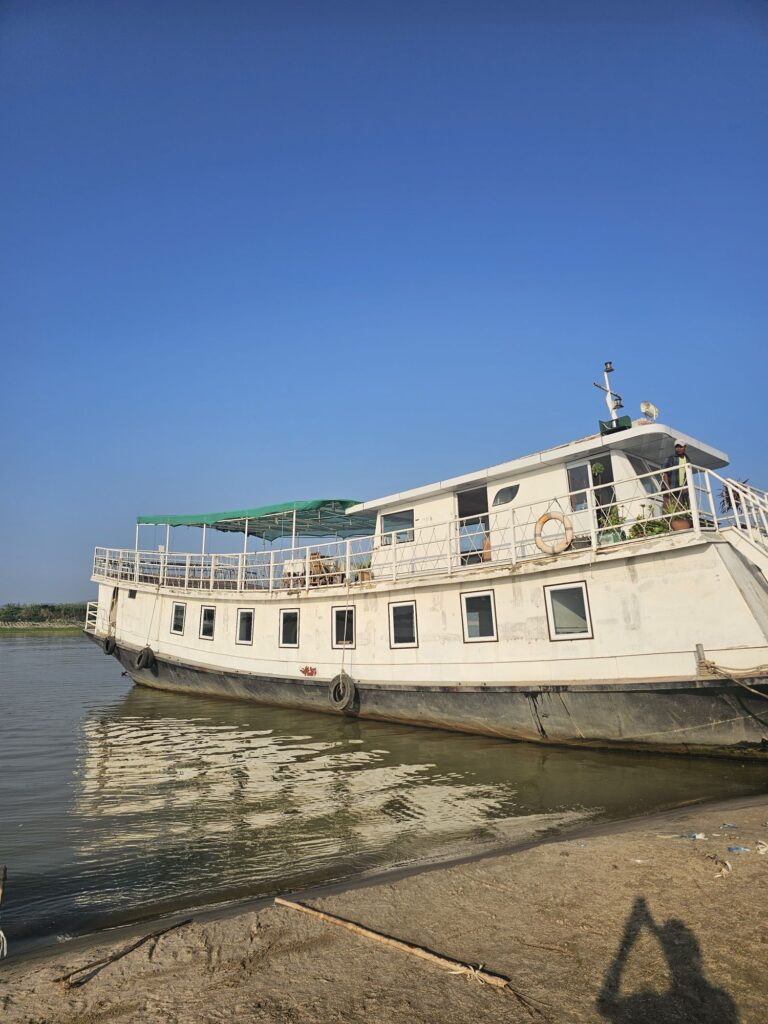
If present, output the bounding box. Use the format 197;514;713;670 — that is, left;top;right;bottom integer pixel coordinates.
597;896;738;1023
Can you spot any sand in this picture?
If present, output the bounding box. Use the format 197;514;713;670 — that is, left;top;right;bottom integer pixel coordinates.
2;794;767;1024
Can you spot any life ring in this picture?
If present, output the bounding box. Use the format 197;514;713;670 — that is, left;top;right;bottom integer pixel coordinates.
104;635;117;656
534;512;574;555
328;672;357;714
135;646;156;671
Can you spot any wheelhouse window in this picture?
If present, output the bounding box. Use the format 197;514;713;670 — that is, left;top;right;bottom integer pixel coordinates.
332;606;355;648
461;591;497;642
381;509;414;545
544;582;593;640
236;608;254;645
200;605;216;640
389;601;418;648
626;454;663;497
170;602;186;635
492;484;520;506
280;609;300;648
566;463;591;512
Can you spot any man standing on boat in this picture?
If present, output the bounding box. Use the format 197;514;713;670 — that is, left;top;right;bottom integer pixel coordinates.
663;439;690;510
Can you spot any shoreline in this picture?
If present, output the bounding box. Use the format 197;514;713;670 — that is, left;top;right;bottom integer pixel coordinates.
4;791;767;1022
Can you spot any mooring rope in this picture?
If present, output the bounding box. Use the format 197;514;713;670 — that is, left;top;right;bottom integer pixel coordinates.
699;658;768;700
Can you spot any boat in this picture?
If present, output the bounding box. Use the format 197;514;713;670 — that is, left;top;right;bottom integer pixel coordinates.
85;364;768;759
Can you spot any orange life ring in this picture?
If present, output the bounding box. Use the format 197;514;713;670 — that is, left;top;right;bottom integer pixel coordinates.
534;512;574;555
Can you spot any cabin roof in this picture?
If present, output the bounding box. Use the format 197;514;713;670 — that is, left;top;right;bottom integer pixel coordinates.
346;422;729;515
137;499;377;540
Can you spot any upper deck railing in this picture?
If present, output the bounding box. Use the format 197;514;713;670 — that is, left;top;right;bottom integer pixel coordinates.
92;466;768;595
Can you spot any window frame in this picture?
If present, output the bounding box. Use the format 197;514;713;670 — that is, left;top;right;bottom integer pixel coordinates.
492;484;520;507
388;600;419;649
236;607;254;646
279;608;300;649
332;605;356;649
380;508;415;546
199;604;216;641
543;581;593;641
460;589;498;644
170;601;186;636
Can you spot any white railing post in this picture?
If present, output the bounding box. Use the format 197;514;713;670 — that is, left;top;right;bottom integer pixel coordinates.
184;554;190;589
446;519;454;575
345;539;351;583
703;469;717;530
269;550;275;591
305;546;311;590
510;512;518;564
237;552;244;591
688;469;701;536
210;553;216;590
587;485;598;550
392;533;398;581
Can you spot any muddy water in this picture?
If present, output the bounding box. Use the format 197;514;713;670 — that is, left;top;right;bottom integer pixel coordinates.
1;636;766;954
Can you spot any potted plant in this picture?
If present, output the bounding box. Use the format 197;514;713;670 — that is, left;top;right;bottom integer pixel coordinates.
663;497;692;531
597;504;626;544
628;504;671;540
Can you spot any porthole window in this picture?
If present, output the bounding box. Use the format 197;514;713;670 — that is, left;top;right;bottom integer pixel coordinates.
236;608;254;645
492;484;520;507
170;602;186;635
200;605;216;640
461;590;497;643
544;582;593;640
389;601;418;648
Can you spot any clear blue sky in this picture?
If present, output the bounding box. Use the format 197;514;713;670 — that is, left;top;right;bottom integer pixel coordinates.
1;0;766;602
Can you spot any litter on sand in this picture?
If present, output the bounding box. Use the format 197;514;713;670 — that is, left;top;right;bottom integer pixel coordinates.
727;846;751;853
756;840;768;855
706;854;733;879
721;823;739;830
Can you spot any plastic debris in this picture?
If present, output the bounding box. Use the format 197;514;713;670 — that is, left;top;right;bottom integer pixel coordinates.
688;833;707;841
721;823;738;830
727;846;751;853
707;854;733;879
756;841;768;855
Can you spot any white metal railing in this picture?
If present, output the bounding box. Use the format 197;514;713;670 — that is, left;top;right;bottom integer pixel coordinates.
85;601;98;632
91;465;768;595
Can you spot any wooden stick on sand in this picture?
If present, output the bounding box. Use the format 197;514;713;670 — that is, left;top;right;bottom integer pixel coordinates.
274;897;544;1017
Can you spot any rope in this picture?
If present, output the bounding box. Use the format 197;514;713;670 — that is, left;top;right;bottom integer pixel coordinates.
699;658;768;699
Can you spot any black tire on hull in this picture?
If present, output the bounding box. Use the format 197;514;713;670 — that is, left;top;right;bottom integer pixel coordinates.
104;636;117;656
329;673;357;714
136;646;156;671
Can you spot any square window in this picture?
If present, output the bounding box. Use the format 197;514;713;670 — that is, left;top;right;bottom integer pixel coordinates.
280;609;300;648
200;605;216;640
381;509;414;545
544;583;593;640
171;603;186;635
128;589;137;599
389;602;418;647
333;606;355;648
236;608;254;645
461;591;497;642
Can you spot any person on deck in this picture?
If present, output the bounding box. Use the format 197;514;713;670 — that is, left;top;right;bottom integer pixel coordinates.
663;439;690;510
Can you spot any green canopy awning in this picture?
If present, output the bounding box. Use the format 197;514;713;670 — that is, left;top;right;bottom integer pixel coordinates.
136;499;376;541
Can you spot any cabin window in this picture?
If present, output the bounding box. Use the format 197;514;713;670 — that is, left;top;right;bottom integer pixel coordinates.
128;589;137;599
544;582;593;640
461;591;497;642
200;605;216;640
492;484;520;506
280;609;300;648
566;463;591;512
332;606;355;648
626;453;663;496
236;608;254;645
389;601;418;648
381;509;414;545
170;602;186;635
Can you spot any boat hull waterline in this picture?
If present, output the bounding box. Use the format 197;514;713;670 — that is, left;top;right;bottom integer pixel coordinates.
105;641;768;760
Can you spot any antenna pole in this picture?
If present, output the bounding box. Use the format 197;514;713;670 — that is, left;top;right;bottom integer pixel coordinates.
604;363;616;423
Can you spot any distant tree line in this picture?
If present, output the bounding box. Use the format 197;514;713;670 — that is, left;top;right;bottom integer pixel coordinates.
0;603;87;623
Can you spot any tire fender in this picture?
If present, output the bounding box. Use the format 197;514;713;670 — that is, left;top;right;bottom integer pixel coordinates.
328;672;357;714
136;646;156;671
104;636;117;656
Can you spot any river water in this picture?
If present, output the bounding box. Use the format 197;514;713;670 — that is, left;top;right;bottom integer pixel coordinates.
1;635;767;956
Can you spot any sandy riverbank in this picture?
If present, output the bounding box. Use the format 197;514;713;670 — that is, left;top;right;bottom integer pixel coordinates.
2;794;767;1023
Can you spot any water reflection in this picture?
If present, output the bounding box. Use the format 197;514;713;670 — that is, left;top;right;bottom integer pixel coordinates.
2;637;768;953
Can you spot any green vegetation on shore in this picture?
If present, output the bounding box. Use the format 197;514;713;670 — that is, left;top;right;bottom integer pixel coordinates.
0;603;88;635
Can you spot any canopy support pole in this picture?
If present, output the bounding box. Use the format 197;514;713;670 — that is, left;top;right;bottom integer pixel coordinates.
201;524;207;556
165;524;170;553
242;519;249;555
291;509;297;550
